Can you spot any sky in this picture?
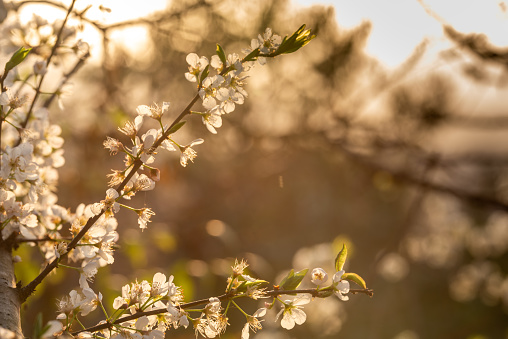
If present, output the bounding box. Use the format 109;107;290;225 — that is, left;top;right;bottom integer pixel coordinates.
295;0;508;67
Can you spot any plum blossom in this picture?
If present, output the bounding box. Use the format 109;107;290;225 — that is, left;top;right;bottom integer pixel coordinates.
201;106;222;134
311;267;328;285
199;75;224;109
216;87;244;113
1;143;39;182
247;28;282;65
137;207;155;230
56;289;85;319
119;115;143;138
113;280;150;311
79;287;103;316
333;270;350;301
136;102;169;120
0;88;28;110
241;308;266;339
256;28;282;53
91;188;120;215
276;294;311;330
166;306;189;329
185;53;209;83
194;297;226;338
179;139;204;167
0;189;38;239
210;53;243;75
103;137;123;155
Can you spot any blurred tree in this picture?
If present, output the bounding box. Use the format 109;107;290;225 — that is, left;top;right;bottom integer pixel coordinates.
5;0;508;337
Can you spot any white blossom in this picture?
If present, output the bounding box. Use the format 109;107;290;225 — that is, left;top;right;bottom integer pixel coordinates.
241;308;266;339
332;270;350;301
185;53;209;83
276;294;311;330
311;267;328;285
202;106;223;134
179;139;204;167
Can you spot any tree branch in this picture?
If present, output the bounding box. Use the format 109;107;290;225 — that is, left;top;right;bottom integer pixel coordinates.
72;287;374;335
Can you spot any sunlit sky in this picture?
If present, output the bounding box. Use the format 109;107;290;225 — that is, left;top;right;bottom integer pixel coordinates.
295;0;508;67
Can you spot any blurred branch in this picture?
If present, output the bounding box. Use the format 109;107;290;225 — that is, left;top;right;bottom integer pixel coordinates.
335;140;508;212
377;155;439;263
335;117;508;168
444;26;508;67
444;115;508;129
5;0;209;32
419;0;508;67
43;49;90;109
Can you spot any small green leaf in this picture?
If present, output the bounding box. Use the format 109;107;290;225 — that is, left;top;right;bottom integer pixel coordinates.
33;313;43;339
167;121;186;135
236;279;268;293
216;44;227;65
279;268;308;291
5;47;32;72
342;272;367;289
335;244;347;271
243;48;260;62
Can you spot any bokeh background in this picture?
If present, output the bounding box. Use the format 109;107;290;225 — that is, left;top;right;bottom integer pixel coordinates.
5;0;508;337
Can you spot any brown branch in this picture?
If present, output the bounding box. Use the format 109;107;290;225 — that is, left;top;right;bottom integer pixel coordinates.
72;287;373;335
18;212;103;303
18;87;200;303
18;89;199;303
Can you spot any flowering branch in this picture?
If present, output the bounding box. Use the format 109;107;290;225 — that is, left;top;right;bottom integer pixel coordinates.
17;23;315;303
63;246;369;337
72;287;373;336
18;213;103;303
0;4;373;336
19;0;77;130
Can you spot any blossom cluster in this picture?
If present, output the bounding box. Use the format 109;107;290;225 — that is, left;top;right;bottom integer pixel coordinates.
100;28;292;234
0;12;370;339
0;11;118;337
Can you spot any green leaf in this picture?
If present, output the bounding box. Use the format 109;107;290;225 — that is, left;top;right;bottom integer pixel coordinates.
279;268;308;291
236;279;268;293
243;48;260;62
167;121;186;135
335;244;347;271
33;313;43;339
274;25;315;56
216;44;227;65
342;272;367;289
5;47;32;72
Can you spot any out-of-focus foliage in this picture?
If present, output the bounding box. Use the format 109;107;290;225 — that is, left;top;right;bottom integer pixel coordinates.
9;0;508;337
